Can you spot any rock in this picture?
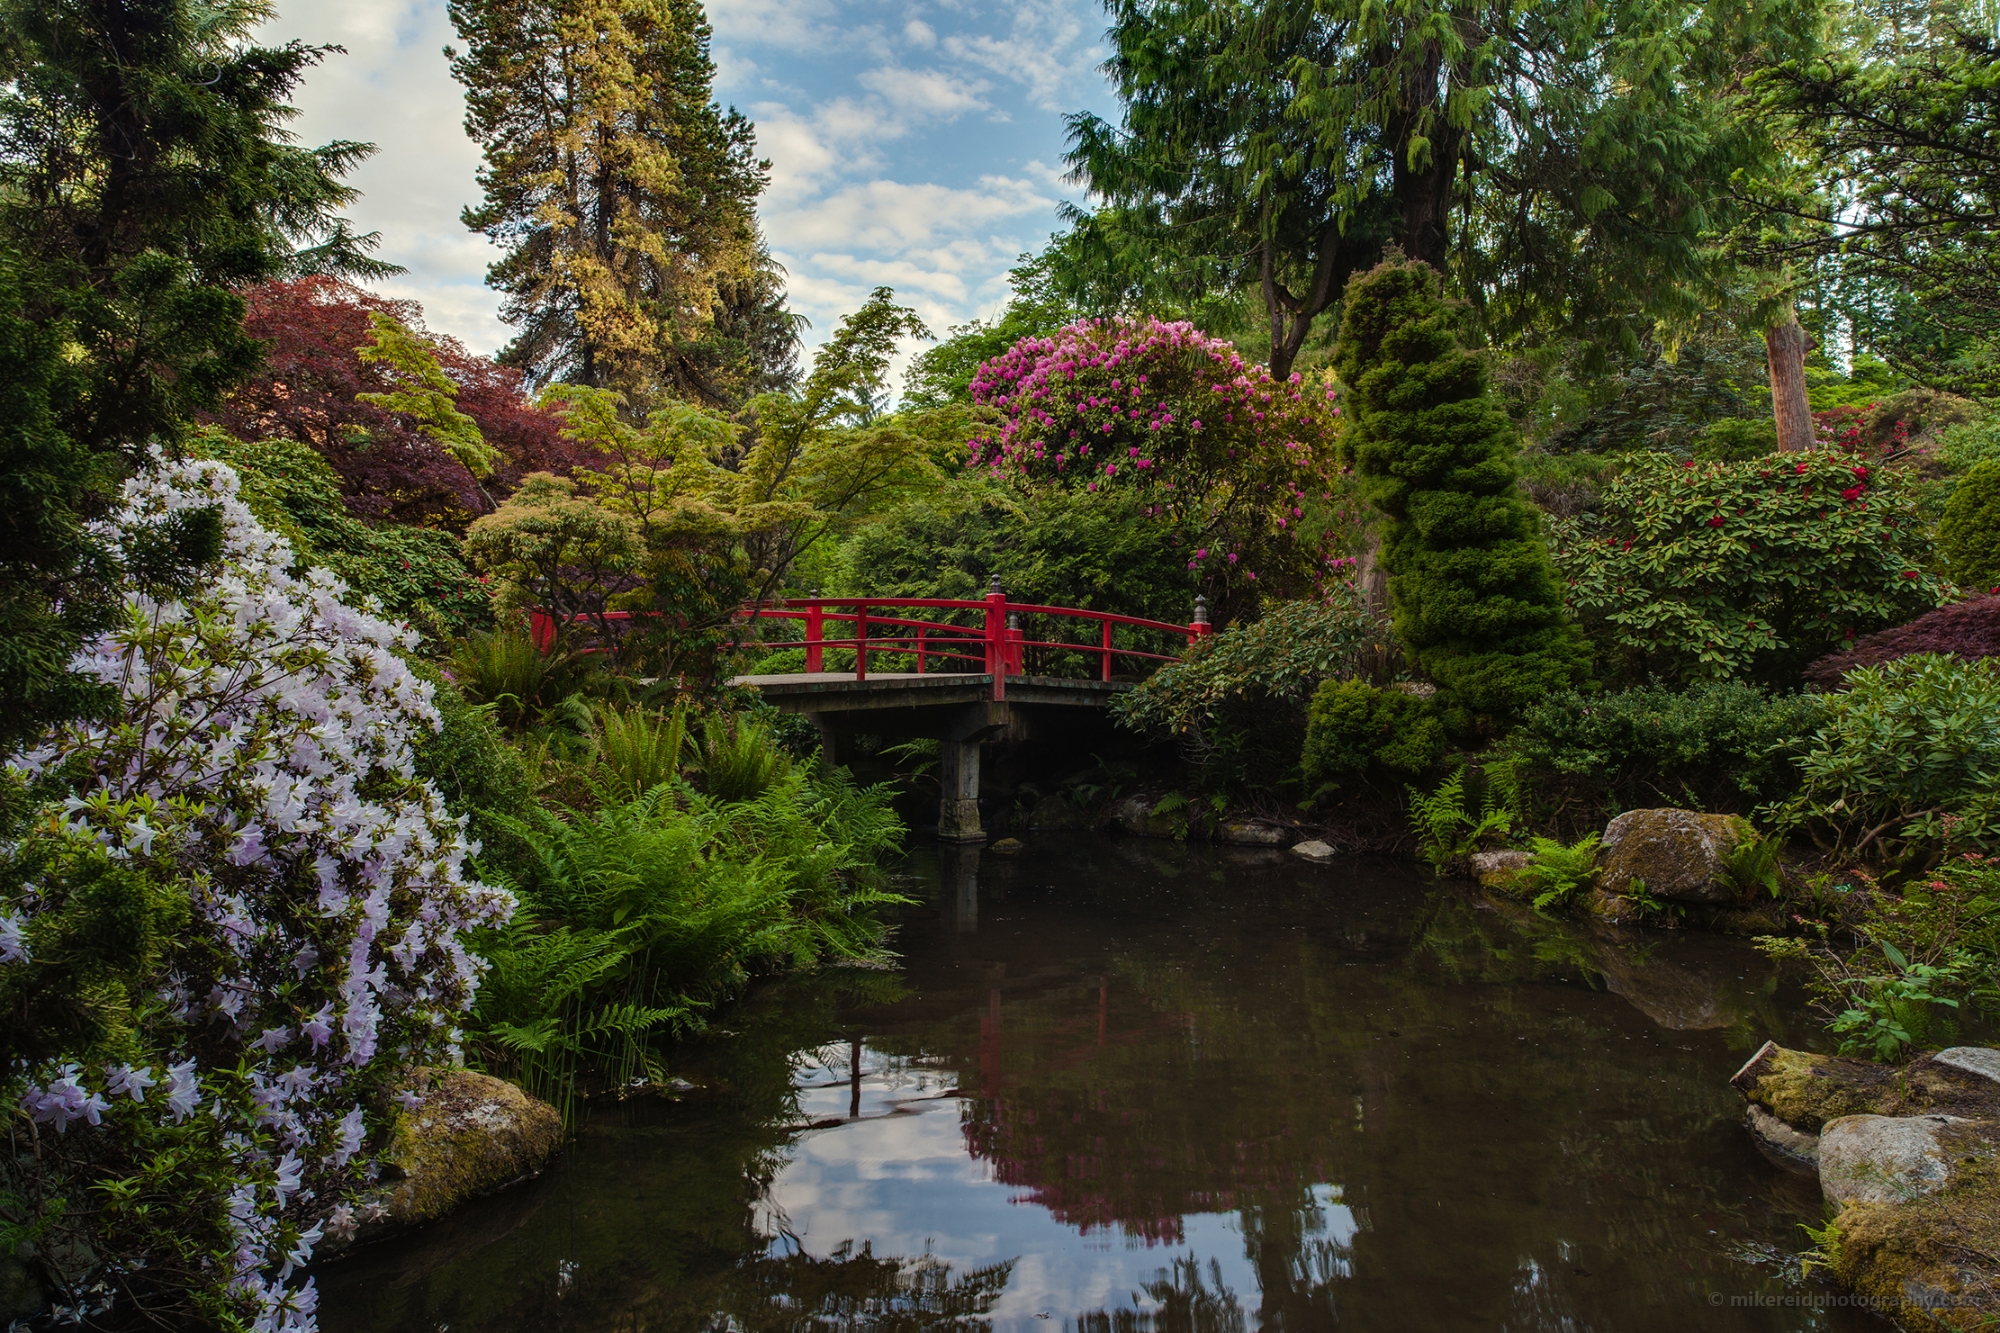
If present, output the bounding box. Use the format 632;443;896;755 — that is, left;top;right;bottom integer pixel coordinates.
1745;1103;1820;1176
0;1253;42;1321
1107;794;1180;839
1025;794;1090;830
989;837;1025;855
1824;1122;2000;1333
1290;839;1338;863
1217;822;1291;847
1596;807;1752;904
1820;1114;1966;1208
1732;1042;2000;1132
341;1070;563;1251
1470;849;1531;889
1938;1048;2000;1085
1586;886;1650;926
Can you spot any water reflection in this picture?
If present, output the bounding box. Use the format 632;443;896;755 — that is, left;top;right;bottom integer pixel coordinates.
318;835;1880;1333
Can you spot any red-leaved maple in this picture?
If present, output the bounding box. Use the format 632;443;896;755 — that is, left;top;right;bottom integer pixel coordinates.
211;278;594;528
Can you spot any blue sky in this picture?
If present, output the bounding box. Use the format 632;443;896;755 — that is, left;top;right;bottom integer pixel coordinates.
258;0;1121;378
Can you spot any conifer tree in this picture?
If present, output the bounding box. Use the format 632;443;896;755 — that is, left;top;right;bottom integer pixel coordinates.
448;0;789;406
1334;253;1590;729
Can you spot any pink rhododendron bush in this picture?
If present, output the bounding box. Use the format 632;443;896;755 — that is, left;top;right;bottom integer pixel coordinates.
0;457;513;1330
966;318;1345;616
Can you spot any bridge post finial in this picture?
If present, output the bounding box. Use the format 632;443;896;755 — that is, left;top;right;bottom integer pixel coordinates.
988;574;1003;597
1193;594;1209;625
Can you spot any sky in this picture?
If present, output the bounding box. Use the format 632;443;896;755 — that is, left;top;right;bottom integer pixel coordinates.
256;0;1122;377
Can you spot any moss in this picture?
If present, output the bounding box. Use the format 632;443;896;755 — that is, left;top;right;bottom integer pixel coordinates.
1832;1122;2000;1333
382;1070;564;1225
1740;1047;2000;1133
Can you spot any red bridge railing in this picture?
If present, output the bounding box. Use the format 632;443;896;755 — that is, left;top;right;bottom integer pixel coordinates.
529;580;1212;702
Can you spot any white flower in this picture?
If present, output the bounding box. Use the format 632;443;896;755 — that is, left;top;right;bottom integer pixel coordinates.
165;1060;201;1123
104;1063;157;1102
0;909;28;964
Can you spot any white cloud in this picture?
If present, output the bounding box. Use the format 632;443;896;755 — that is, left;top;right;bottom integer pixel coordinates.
855;66;991;118
941;0;1104;111
903;18;938;48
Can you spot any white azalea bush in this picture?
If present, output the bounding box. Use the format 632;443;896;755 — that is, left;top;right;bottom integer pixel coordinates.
0;457;513;1329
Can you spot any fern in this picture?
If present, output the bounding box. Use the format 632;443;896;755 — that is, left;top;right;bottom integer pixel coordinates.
1516;834;1602;910
1408;763;1516;873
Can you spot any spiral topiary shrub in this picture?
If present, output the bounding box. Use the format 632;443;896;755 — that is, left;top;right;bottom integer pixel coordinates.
1332;254;1591;729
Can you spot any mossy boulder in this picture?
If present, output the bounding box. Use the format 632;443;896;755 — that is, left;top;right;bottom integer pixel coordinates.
1596;807;1752;903
1106;794;1180;839
1823;1118;2000;1332
1732;1041;2000;1132
339;1069;563;1251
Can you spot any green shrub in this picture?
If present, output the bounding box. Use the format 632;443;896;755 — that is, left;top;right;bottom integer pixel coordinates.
1333;254;1591;729
1939;458;2000;594
1549;449;1950;684
193;432;495;642
406;661;533;858
1300;679;1448;794
471;763;905;1112
1769;654;2000;863
1112;595;1384;798
589;701;691;799
1497;681;1827;821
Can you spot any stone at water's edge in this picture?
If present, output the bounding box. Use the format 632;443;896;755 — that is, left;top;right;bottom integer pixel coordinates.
334;1070;564;1254
1290;840;1337;862
1024;794;1090;830
1938;1048;2000;1085
1106;794;1180;839
1595;807;1750;903
989;838;1025;855
1218;822;1291;847
1731;1044;2000;1332
1470;849;1531;889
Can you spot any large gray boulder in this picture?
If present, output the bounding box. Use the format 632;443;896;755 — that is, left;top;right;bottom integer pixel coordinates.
1820;1114;1965;1208
1595;807;1751;904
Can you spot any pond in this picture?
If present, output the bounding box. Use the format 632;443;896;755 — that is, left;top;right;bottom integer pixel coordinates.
317;834;1890;1332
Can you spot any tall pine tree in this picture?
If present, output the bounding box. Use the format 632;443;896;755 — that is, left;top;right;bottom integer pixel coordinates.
448;0;791;407
1334;253;1589;730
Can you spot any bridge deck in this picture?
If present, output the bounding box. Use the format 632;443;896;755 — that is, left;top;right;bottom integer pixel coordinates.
731;671;1132;713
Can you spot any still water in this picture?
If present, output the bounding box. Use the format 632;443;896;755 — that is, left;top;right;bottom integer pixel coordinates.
318;834;1887;1332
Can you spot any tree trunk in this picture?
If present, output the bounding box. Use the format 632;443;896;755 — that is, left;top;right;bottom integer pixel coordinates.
1764;311;1815;452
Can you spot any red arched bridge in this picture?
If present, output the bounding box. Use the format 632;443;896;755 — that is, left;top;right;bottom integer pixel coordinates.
531;580;1212;842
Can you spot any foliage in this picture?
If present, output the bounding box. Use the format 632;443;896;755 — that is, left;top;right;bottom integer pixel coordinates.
901;256;1079;410
1299;679;1449;796
448;0;789;406
470;765;905;1110
1;457;511;1328
1497;680;1827;820
1768;654;2000;864
193;432;495;643
1549;448;1951;684
214;279;592;528
0;0;387;758
1513;834;1603;910
588;701;690;801
1940;459;2000;594
1059;0;1804;372
837;480;1197;631
406;660;533;861
1803;594;2000;688
967;316;1344;620
531;290;949;679
446;625;596;730
1760;855;2000;1062
695;714;789;803
464;473;644;644
1334;255;1590;729
1408;763;1519;875
1748;7;2000;386
1117;594;1379;737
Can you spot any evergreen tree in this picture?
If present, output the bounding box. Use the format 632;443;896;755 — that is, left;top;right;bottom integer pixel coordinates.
0;0;387;753
1334;254;1590;729
448;0;786;406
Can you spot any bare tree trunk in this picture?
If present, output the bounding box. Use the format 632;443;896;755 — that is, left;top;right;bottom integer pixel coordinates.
1765;310;1816;452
